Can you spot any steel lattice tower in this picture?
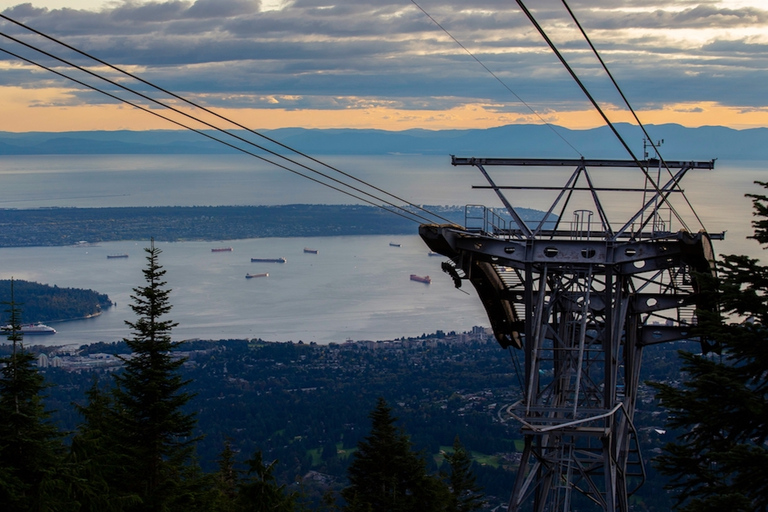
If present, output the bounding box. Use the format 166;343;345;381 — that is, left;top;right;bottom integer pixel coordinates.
420;156;722;512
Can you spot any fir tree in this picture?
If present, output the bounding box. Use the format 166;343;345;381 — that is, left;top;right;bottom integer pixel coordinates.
0;279;65;511
442;436;484;512
236;450;297;512
69;378;134;511
341;397;448;512
211;439;240;512
108;239;201;511
652;183;768;511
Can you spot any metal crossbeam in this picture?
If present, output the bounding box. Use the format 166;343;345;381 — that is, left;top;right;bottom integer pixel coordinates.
421;156;720;512
451;156;716;169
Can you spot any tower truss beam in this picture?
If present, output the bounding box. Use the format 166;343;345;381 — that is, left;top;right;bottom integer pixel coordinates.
420;156;720;512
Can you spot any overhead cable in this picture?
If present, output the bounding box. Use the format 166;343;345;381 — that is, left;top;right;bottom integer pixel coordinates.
410;0;583;158
559;0;707;232
513;0;692;233
0;14;454;226
0;46;431;225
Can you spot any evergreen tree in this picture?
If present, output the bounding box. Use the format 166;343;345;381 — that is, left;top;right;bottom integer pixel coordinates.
341;397;449;512
652;183;768;511
108;239;201;511
0;280;66;511
211;439;240;512
69;379;134;511
236;450;297;512
442;436;484;512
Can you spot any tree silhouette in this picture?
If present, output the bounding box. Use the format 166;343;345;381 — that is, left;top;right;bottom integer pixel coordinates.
342;397;448;512
69;378;136;511
652;183;768;511
108;239;201;510
236;450;297;512
0;279;65;511
443;436;484;512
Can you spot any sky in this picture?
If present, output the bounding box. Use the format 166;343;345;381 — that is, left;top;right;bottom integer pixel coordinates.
0;0;766;132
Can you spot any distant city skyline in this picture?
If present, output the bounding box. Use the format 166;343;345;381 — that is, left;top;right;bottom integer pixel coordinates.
0;0;766;132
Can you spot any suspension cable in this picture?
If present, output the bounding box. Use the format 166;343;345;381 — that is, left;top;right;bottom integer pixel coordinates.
0;13;453;227
410;0;583;158
0;14;455;226
0;45;430;225
514;0;692;233
559;0;707;232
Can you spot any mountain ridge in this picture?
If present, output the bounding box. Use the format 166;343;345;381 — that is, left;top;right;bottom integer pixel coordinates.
0;123;765;160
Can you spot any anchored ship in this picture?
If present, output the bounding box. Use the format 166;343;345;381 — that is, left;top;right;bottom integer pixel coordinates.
246;273;268;279
212;247;233;252
410;274;431;284
251;257;286;263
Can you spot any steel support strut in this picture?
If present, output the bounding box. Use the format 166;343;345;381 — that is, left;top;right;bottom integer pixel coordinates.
420;157;720;512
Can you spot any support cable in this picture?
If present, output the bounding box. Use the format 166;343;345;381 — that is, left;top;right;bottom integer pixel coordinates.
0;14;454;225
513;0;692;234
0;45;427;225
514;0;638;165
559;0;708;232
410;0;583;158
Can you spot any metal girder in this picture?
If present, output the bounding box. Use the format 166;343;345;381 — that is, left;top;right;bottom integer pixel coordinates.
419;153;720;512
422;223;715;511
451;156;716;169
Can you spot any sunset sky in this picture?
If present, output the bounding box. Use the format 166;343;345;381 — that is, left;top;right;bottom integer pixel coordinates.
0;0;766;132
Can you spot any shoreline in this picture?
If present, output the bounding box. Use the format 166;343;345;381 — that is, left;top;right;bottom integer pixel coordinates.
0;204;464;248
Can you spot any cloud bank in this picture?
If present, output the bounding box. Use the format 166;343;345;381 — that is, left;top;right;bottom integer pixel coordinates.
0;0;766;125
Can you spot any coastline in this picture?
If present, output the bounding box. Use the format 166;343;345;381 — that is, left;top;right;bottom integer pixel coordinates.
0;204;465;248
0;235;489;346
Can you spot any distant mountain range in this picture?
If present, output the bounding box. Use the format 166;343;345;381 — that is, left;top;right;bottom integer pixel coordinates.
0;123;766;161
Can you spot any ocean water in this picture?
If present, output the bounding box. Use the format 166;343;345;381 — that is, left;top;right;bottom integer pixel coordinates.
0;154;490;209
0;154;765;347
0;236;488;348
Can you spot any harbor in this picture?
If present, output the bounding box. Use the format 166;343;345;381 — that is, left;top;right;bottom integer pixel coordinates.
0;235;486;346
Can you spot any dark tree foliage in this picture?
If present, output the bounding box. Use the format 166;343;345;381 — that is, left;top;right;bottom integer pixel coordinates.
69;379;136;511
0;205;463;247
236;450;297;512
443;436;484;512
0;280;66;511
211;439;240;512
107;239;202;510
342;397;449;512
0;279;111;323
652;183;768;512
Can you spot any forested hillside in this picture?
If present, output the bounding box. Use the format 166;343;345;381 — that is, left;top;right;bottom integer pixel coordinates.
0;279;111;323
0;205;462;247
30;333;686;510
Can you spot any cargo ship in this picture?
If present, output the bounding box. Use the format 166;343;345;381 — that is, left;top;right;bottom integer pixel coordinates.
1;322;57;335
107;254;129;259
304;248;318;254
212;247;233;252
410;274;431;284
246;273;268;279
251;257;286;263
389;242;401;247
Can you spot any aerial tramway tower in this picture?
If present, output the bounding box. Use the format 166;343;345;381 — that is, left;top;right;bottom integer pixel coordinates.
420;155;721;512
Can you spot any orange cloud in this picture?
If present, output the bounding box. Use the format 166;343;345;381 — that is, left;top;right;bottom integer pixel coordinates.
1;87;766;132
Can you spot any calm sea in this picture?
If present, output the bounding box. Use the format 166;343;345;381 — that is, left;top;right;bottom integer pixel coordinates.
0;236;488;347
0;154;765;347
